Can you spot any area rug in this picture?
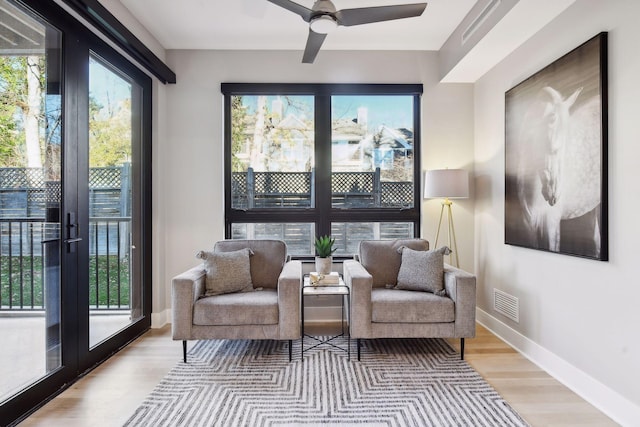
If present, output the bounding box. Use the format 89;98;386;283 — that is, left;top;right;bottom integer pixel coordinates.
124;337;529;426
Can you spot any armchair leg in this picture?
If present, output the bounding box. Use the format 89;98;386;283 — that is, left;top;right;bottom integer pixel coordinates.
289;340;292;362
183;340;187;363
460;338;465;360
357;339;361;361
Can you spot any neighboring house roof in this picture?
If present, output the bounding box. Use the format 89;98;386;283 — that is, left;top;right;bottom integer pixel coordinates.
378;126;413;150
332;119;367;141
277;114;309;130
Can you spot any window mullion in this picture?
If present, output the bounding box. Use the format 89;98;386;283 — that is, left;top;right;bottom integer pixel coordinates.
224;94;232;238
314;95;332;237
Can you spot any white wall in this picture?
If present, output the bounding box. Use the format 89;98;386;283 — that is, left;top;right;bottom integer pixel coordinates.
151;79;168;326
156;49;474;319
474;0;640;423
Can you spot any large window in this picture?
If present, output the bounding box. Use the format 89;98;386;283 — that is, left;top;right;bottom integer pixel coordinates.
223;84;422;257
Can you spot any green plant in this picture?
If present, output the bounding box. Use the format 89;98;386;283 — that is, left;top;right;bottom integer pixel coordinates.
314;235;336;258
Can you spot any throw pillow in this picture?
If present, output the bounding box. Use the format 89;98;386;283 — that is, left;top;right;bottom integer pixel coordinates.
196;248;254;296
395;246;451;296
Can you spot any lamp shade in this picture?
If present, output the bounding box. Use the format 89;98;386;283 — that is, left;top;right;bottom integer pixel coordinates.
424;169;469;199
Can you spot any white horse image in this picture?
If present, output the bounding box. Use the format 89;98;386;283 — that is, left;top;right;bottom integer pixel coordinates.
515;86;601;256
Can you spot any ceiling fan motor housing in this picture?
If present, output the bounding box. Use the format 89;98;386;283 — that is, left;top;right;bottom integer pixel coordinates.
309;0;338;34
312;0;337;15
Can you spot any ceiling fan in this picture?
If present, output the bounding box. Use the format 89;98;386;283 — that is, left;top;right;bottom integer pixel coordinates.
266;0;427;64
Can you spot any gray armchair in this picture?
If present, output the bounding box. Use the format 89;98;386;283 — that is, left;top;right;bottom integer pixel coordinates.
343;239;476;360
172;240;302;362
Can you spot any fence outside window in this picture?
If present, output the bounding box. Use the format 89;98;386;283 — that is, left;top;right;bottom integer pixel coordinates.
231;167;414;255
0;166;131;311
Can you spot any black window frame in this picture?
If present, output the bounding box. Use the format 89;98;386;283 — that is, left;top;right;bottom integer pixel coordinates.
222;83;423;259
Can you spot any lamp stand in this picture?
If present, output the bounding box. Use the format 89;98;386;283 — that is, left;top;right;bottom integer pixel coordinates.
433;198;460;268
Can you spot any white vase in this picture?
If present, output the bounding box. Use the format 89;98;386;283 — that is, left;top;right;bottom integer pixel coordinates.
315;256;332;275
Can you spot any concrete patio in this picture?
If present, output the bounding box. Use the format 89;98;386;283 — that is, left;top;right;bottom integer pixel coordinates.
0;312;131;403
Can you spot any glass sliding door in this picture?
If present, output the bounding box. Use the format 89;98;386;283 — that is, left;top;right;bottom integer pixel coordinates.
87;54;143;347
0;1;152;423
0;0;63;403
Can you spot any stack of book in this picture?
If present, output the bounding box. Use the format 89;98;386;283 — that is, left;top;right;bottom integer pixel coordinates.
309;272;340;286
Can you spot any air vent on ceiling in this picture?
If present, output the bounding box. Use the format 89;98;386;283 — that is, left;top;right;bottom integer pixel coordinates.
493;288;519;323
462;0;501;45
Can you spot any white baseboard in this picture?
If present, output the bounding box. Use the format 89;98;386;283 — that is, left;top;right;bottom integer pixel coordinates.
476;308;640;426
151;309;171;329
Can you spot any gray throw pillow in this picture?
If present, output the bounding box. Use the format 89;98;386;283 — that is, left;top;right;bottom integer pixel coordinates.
196;248;254;296
395;246;451;296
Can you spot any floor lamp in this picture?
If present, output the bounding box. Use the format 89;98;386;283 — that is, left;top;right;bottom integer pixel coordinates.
424;169;469;268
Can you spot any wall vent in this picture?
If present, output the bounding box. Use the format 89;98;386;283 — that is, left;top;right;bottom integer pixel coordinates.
462;0;502;45
493;288;519;323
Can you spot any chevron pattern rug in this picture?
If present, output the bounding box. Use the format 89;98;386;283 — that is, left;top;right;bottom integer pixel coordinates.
125;337;529;426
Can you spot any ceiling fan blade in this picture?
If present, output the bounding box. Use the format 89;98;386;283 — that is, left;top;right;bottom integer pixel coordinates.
266;0;314;22
302;29;327;64
335;3;427;27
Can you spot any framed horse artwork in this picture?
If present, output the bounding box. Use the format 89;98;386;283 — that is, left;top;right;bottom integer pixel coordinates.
505;32;608;261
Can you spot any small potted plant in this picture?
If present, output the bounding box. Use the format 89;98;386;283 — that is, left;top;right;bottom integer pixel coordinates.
314;235;336;275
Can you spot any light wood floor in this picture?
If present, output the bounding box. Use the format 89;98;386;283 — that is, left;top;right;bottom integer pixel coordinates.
19;324;617;426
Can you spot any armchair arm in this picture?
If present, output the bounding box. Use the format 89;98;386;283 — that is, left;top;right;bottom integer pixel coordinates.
444;265;477;338
277;260;302;340
343;259;373;338
171;265;206;340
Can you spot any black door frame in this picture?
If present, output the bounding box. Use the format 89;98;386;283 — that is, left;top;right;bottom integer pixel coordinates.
0;1;152;424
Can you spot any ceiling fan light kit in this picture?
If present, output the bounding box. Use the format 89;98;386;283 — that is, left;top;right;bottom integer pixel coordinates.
267;0;427;63
309;15;338;34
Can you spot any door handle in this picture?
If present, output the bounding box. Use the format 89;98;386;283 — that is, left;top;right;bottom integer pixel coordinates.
66;212;82;252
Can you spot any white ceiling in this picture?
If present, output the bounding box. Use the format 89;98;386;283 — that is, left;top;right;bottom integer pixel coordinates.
119;0;477;51
117;0;576;82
